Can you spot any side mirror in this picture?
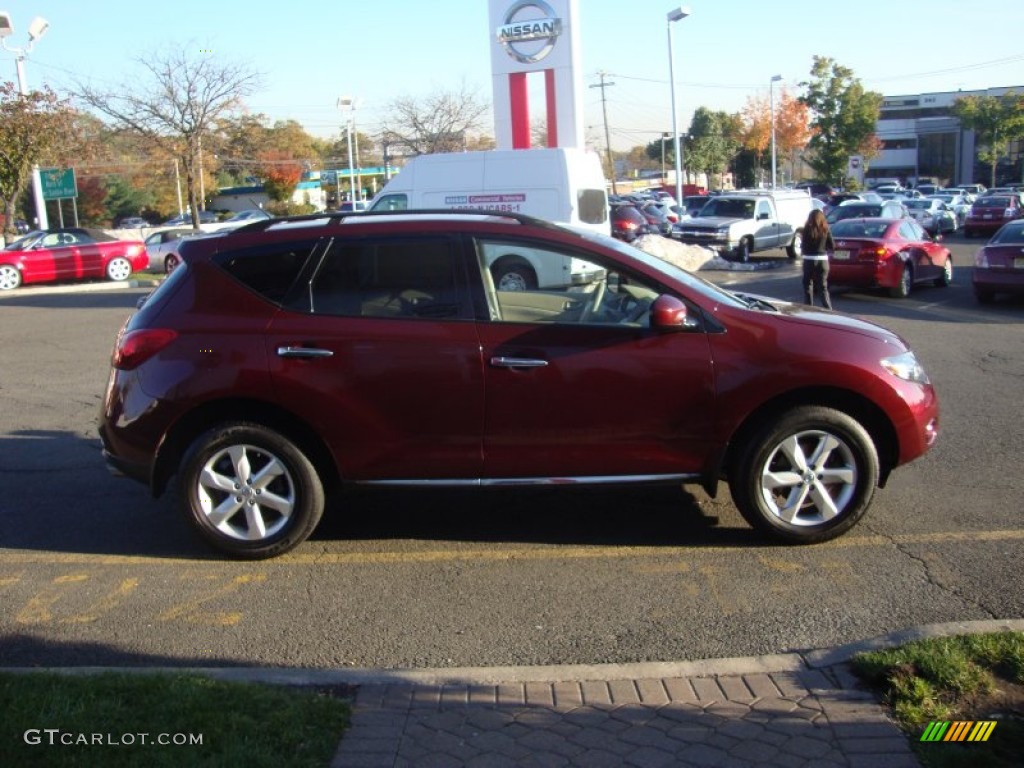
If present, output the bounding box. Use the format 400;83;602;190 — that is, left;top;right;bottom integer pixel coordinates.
650;295;697;331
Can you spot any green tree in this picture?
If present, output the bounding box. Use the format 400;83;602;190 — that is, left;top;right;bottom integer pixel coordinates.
686;108;741;188
951;91;1024;187
0;82;77;235
799;56;882;186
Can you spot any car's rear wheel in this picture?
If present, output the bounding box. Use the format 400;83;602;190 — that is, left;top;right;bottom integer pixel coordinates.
164;253;180;274
178;423;324;559
0;264;22;291
890;263;912;298
934;257;953;287
106;257;132;282
729;406;879;543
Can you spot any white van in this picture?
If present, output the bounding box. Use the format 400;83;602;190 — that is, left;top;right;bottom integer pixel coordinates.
369;148;609;290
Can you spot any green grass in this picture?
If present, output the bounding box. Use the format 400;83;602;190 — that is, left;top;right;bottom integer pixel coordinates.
0;672;350;767
851;631;1024;768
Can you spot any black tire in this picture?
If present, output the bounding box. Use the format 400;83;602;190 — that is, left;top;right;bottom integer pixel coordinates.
785;230;803;259
492;259;538;292
934;257;953;287
735;238;752;263
729;406;879;543
164;253;180;274
975;289;995;304
178;423;324;559
889;263;912;298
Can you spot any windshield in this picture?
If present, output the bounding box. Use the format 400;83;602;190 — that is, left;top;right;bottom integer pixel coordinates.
578;229;747;309
698;198;755;219
3;232;44;251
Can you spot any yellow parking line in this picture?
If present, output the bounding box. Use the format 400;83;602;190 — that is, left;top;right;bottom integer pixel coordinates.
1;529;1022;567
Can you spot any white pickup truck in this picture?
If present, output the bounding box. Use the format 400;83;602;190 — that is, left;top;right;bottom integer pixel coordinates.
673;189;814;262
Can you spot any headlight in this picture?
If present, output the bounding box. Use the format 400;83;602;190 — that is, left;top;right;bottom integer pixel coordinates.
881;351;930;384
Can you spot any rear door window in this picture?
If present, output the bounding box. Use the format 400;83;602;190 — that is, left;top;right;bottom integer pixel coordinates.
309;237;470;321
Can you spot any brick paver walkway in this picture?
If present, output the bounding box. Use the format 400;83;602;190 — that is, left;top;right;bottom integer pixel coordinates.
332;665;919;768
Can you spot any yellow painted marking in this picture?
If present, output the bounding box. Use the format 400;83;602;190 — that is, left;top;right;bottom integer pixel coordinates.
16;572;90;624
158;573;265;626
0;573;24;588
0;530;1021;568
758;557;806;573
62;578;140;624
699;564;750;616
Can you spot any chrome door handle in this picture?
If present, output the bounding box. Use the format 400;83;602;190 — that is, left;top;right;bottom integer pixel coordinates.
277;346;334;358
490;356;548;369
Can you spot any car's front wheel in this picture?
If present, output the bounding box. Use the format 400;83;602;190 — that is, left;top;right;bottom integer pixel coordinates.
178;423;324;559
934;257;953;287
106;257;132;282
0;264;22;291
729;406;879;543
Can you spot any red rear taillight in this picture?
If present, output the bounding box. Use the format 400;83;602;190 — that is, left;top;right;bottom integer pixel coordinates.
113;329;177;370
866;246;890;260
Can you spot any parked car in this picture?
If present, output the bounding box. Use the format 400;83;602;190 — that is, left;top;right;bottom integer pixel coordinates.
964;195;1024;238
825;200;909;225
972;219;1024;304
337;201;368;212
0;228;147;291
143;228;199;273
610;203;659;242
117;217;151;230
638;202;674;236
98;210;939;559
828;217;953;298
903;198;958;235
929;193;972;227
163;211;218;226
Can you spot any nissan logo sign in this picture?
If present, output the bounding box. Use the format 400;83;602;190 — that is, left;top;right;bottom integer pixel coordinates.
496;0;563;64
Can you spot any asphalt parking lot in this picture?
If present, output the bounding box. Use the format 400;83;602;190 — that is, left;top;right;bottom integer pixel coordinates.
0;239;1021;671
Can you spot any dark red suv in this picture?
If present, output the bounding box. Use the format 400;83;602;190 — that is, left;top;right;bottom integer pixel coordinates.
99;211;939;558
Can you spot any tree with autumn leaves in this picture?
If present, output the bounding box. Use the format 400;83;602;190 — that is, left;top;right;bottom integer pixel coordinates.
738;87;812;187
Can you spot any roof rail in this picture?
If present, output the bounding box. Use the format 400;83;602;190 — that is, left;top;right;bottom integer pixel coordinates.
227;208;570;235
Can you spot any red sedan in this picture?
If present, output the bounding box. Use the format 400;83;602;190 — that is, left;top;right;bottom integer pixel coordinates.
0;228;147;291
964;194;1023;238
973;219;1024;303
828;217;953;298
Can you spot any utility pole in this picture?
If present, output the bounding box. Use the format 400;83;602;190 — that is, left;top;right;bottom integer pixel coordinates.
590;72;617;194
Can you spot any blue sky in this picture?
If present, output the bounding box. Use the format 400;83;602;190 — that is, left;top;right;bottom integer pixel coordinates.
6;1;1023;151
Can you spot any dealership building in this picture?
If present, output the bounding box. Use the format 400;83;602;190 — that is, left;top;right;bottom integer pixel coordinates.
867;85;1022;187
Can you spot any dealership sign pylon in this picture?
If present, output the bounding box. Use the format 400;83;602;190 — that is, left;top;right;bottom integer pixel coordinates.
489;0;583;150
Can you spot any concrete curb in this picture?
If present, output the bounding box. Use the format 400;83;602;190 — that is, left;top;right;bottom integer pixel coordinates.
5;619;1021;687
0;278;160;299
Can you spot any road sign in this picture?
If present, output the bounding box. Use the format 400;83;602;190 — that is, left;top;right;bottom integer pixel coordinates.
40;168;77;200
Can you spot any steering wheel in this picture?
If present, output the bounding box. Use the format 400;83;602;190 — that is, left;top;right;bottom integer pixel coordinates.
578;280;607;323
622;297;652;325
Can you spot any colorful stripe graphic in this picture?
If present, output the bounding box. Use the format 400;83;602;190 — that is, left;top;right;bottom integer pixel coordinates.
921;721;997;742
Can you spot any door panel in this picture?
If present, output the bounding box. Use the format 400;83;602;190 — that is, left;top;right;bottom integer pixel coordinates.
477;322;716;478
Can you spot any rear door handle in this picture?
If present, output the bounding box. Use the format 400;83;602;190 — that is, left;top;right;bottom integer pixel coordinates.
490;356;548;369
277;346;334;359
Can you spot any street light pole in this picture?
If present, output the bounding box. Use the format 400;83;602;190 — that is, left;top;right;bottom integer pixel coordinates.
1;12;50;229
337;98;356;203
770;75;782;189
667;7;691;206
